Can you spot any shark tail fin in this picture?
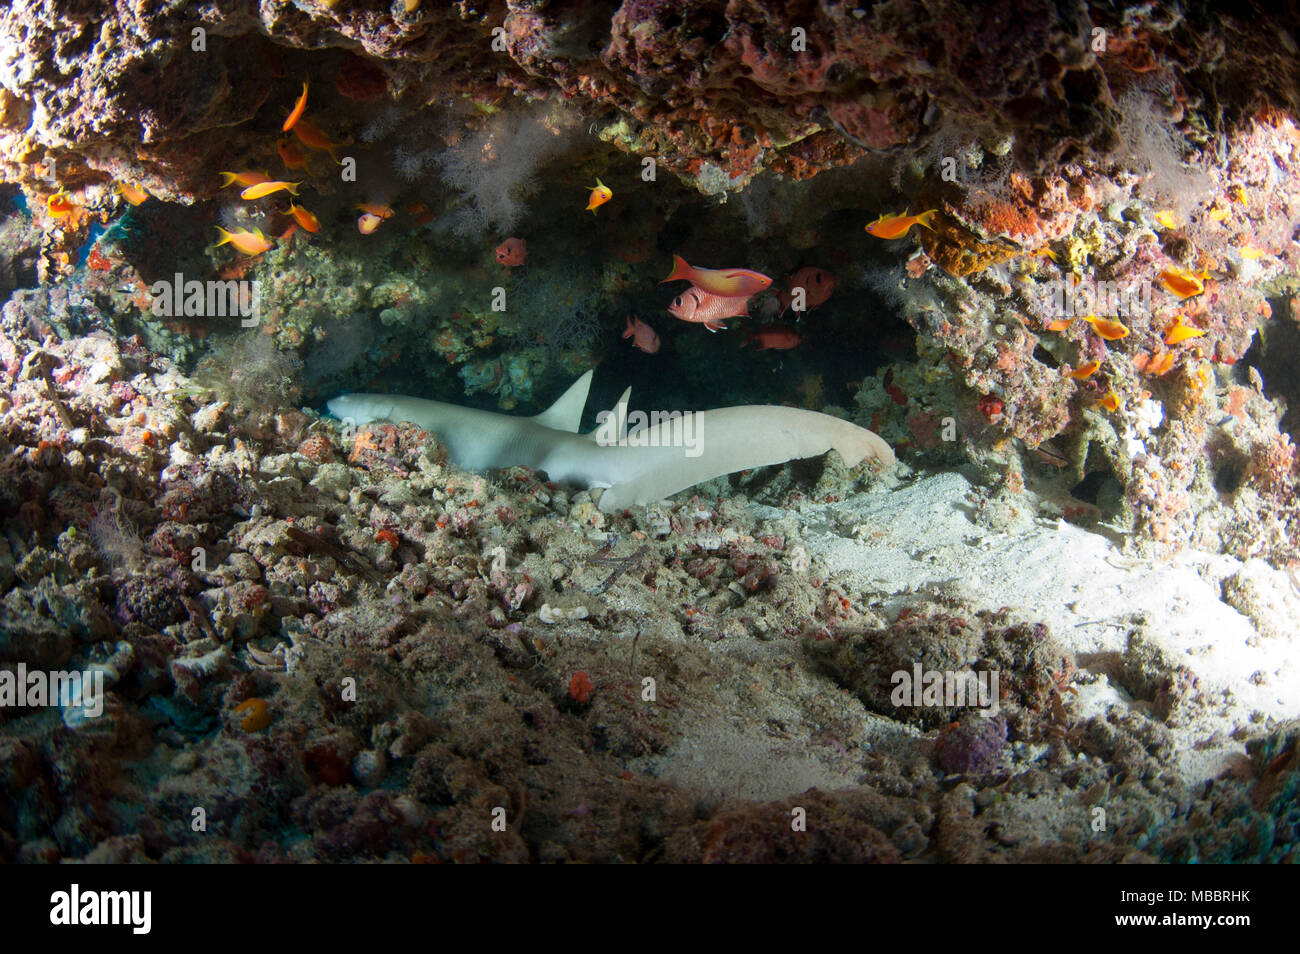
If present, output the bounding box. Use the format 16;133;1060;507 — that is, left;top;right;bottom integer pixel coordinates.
531;369;594;433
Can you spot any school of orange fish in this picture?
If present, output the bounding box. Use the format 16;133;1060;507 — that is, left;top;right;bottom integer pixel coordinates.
38;78;1254;388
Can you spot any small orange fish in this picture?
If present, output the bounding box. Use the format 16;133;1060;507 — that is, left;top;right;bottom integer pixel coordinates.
495;237;527;267
1159;265;1209;299
214;226;272;255
1098;391;1120;412
357;212;383;235
356;202;394;219
115;181;149;206
277;139;313;173
46;189;77;218
585;178;612;213
283;81;308;133
741;324;802;350
241;179;300;200
1164;316;1206;345
292;118;344;163
287;201;320;233
1083;315;1130;340
667;286;750;331
219;170;271;189
1146;351;1175;376
865;208;937;239
1154;210;1179;229
662;255;772;298
1067;360;1101;379
405;200;435;225
1046;318;1073;332
1027;246;1057;262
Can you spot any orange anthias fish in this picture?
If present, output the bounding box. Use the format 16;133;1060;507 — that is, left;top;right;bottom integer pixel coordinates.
1046;318;1073;332
585;178;612;213
661;255;772;298
622;315;660;354
1083;315;1130;340
865;208;937;239
357;212;383;235
46;189;78;218
1159;265;1209;299
1164;316;1206;345
1098;391;1121;412
667;286;750;332
292;118;344;162
241;179;301;200
283;81;308;133
277;139;313;173
220;170;271;189
405;200;436;225
115;181;149;206
1067;360;1101;379
286;201;320;233
356;203;394;219
495;237;527;266
776;267;835;317
1143;351;1175;376
741;324;802;350
214;226;272;256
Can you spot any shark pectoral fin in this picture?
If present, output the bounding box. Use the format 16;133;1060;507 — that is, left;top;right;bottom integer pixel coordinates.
531;369;594;433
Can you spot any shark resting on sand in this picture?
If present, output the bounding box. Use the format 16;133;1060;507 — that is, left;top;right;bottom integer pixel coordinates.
327;371;895;513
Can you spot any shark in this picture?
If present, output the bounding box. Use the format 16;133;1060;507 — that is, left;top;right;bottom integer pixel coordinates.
326;371;894;512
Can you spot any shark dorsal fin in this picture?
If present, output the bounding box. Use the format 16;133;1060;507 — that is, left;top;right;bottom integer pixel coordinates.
588;386;631;440
532;370;594;433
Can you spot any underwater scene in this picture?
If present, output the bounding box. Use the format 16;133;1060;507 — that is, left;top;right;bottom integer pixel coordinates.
0;0;1298;871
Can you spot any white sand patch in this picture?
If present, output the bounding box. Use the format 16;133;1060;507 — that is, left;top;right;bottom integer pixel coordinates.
756;471;1300;786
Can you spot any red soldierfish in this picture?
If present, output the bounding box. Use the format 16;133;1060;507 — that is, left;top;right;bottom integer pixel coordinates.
667;286;750;332
622;315;660;353
741;325;802;350
776;267;835;317
661;254;771;298
495;237;527;266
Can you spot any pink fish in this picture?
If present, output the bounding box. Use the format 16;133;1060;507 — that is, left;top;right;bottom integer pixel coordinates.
776;267;835;316
667;286;750;332
622;315;660;353
495;237;527;266
661;254;771;298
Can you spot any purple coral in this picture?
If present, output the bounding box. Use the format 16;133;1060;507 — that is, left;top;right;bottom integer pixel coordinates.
936;713;1007;775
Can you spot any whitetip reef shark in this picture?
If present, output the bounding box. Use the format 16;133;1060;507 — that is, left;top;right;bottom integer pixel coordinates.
327;371;894;512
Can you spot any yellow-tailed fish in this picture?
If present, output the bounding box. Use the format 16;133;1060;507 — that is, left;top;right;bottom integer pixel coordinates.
586;178;612;213
214;226;272;255
241;180;300;200
865;208;937;239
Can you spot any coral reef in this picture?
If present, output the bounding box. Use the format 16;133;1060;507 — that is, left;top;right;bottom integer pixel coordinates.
0;0;1298;867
